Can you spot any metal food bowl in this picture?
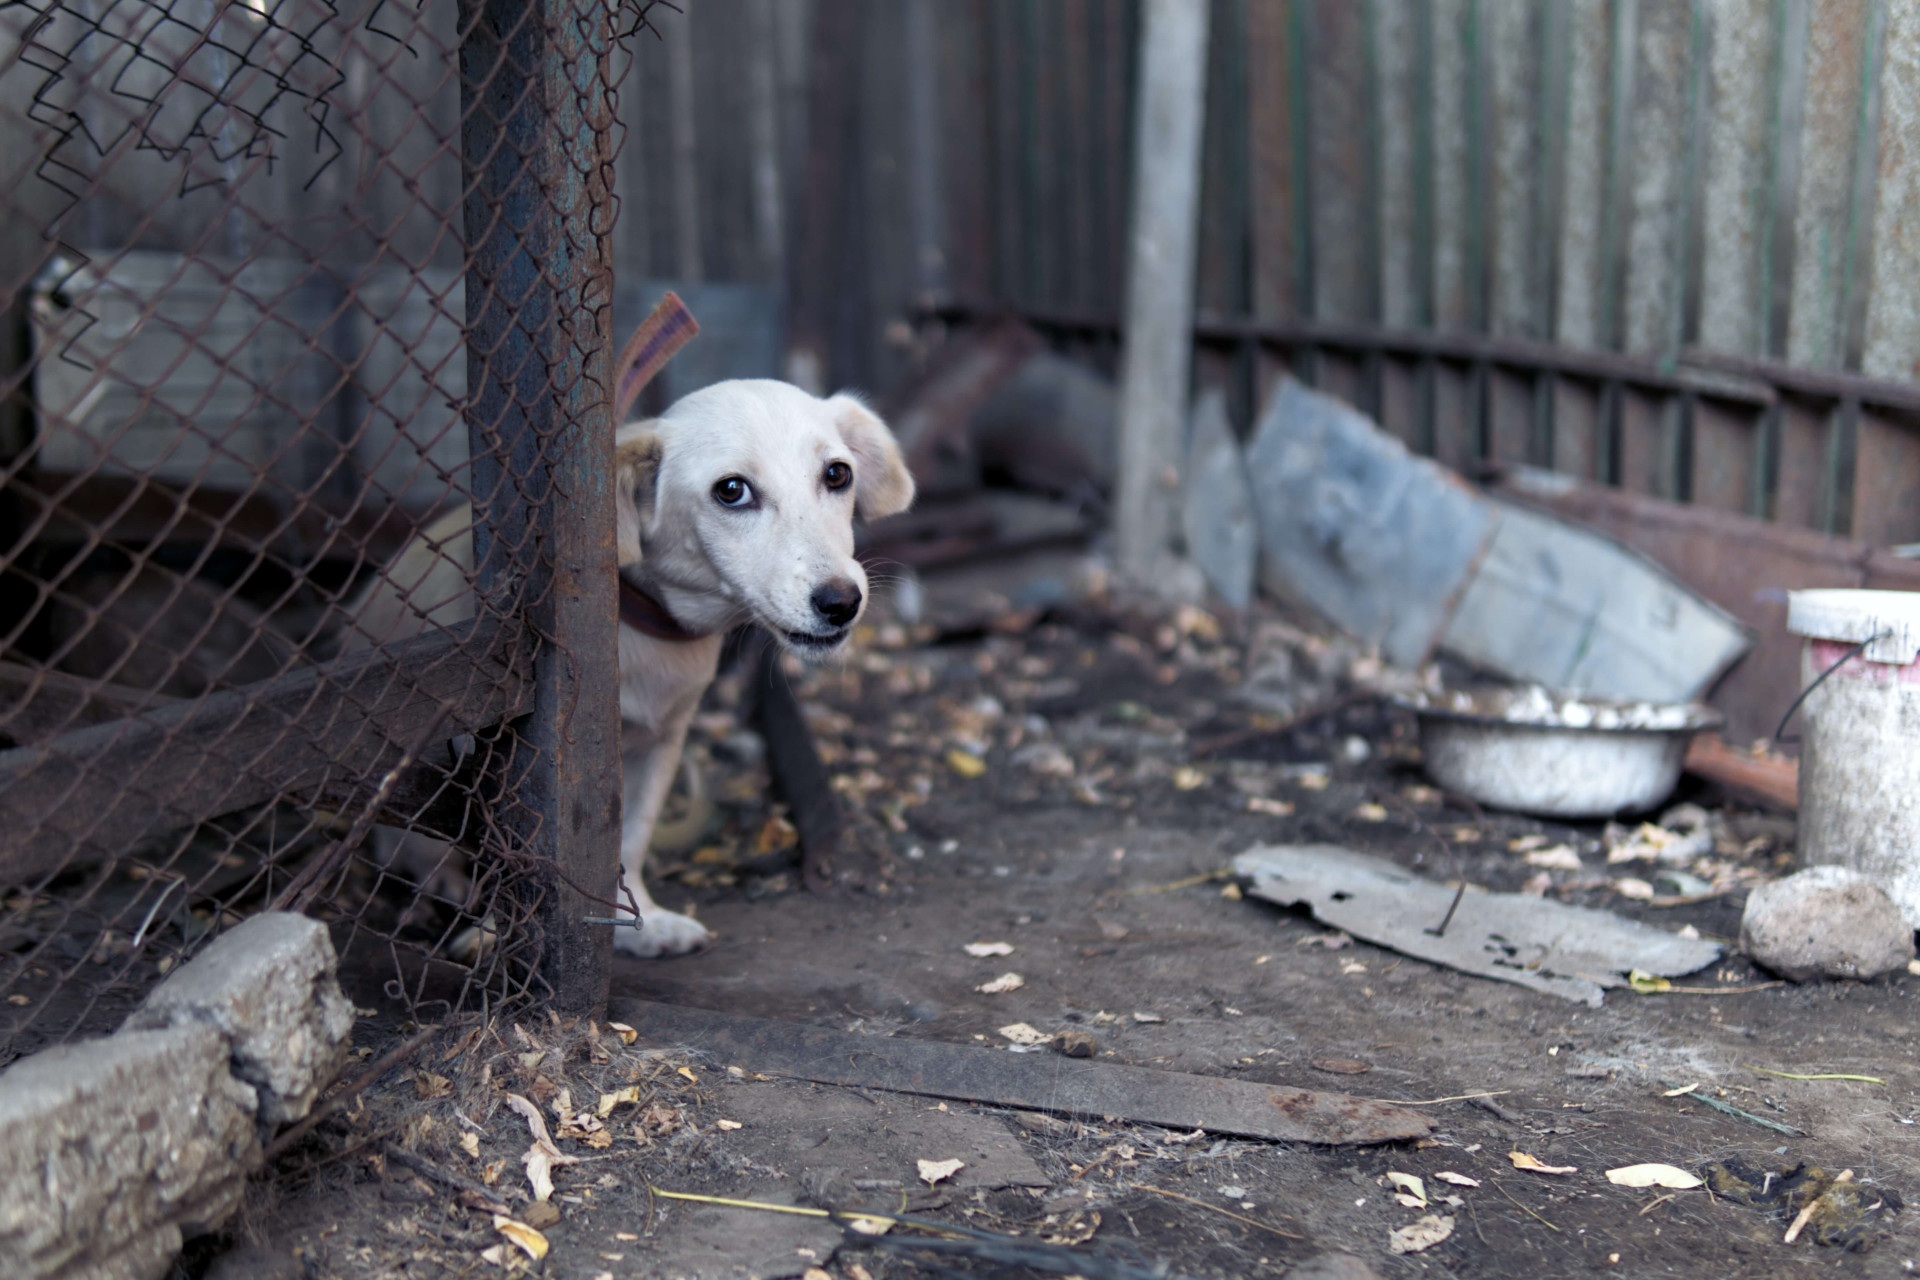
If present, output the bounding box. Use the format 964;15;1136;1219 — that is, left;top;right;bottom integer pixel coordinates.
1401;687;1723;819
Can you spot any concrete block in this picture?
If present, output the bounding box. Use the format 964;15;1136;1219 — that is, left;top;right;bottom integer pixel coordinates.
1741;866;1916;982
125;912;353;1127
0;1025;258;1280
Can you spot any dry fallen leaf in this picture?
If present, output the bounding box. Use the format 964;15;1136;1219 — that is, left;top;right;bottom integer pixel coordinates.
1434;1171;1479;1187
964;941;1014;957
1386;1172;1427;1207
946;749;988;778
998;1022;1050;1046
1388;1214;1454;1255
459;1132;481;1159
506;1093;579;1201
414;1071;453;1100
845;1216;892;1236
1509;1151;1578;1175
918;1158;965;1185
1130;1011;1164;1024
1246;796;1296;816
803;1269;833;1280
492;1215;550;1262
597;1085;642;1118
976;972;1025;994
1605;1163;1703;1189
1172;766;1207;791
1353;802;1390;822
1614;877;1656;900
1522;844;1583;872
714;1119;743;1131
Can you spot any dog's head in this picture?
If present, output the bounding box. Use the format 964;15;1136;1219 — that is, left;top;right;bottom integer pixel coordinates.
614;379;914;651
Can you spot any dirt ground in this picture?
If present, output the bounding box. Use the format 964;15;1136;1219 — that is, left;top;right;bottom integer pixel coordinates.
222;589;1920;1279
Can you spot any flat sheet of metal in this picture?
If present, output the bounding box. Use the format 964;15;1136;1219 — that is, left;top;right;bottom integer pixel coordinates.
613;999;1432;1146
1233;845;1723;1008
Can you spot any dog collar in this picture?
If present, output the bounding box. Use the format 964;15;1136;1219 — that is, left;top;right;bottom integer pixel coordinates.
617;578;713;643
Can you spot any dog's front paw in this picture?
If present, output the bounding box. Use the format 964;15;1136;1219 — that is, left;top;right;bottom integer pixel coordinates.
611;908;714;958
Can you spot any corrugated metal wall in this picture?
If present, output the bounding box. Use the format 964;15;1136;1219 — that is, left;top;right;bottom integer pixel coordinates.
7;2;1916;544
661;0;1918;547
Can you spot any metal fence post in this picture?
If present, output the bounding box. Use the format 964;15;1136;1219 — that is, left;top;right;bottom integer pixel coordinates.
459;0;622;1014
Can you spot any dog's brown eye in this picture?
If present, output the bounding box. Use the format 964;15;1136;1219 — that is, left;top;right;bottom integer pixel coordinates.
712;476;753;507
823;461;853;491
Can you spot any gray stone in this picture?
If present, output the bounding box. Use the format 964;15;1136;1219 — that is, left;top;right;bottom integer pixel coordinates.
0;1025;258;1280
1740;866;1916;982
1182;389;1257;609
125;912;353;1126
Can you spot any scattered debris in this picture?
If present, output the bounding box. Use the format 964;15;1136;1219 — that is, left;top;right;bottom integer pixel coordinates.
1660;1082;1804;1136
917;1158;965;1185
1386;1172;1427;1207
1509;1152;1578;1175
1434;1171;1480;1188
490;1215;549;1262
964;941;1014;957
1233;845;1722;1005
504;1092;578;1202
997;1022;1050;1047
1606;1164;1704;1190
1054;1030;1099;1059
615;1000;1433;1145
1704;1159;1902;1251
1387;1213;1455;1255
976;972;1026;994
1309;1058;1372;1075
1747;1065;1885;1084
1740;866;1915;982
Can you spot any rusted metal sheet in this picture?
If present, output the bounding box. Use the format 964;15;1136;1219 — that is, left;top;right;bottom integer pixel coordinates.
1785;0;1873;370
613;998;1433;1145
1689;398;1764;516
1248;0;1302;322
1863;1;1920;381
889;318;1046;498
1771;394;1838;531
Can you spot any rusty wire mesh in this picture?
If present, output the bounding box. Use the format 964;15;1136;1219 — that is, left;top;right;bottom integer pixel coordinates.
0;0;658;1063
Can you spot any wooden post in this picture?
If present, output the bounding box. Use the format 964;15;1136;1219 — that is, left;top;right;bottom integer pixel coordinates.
459;0;623;1015
1114;0;1210;591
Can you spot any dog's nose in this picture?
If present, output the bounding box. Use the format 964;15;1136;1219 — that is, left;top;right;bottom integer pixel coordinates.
810;579;863;628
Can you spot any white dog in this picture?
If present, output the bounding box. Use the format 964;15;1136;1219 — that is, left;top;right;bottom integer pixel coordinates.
346;379;914;956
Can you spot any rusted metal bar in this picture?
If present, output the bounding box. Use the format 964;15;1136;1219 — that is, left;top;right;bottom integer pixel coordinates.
459;0;621;1014
923;300;1779;404
0;619;531;890
1680;345;1920;414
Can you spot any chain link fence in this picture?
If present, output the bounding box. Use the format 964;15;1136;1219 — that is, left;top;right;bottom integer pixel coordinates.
0;0;659;1063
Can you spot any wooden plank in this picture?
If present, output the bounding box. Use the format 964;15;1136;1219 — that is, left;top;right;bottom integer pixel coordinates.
459;0;624;1012
613;999;1433;1145
0;620;531;890
1689;397;1762;516
1851;407;1920;547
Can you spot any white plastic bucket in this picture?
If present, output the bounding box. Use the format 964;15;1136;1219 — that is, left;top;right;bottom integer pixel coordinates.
1786;589;1920;928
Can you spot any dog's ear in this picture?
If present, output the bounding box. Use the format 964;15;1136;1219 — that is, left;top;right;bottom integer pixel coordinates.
828;393;915;520
614;427;664;566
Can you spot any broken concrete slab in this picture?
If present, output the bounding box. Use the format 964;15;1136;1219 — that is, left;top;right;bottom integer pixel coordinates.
1246;378;1497;667
614;999;1431;1145
1232;845;1722;1006
1740;866;1915;982
1438;499;1753;704
1183;389;1257;609
0;1024;259;1280
125;912;354;1128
